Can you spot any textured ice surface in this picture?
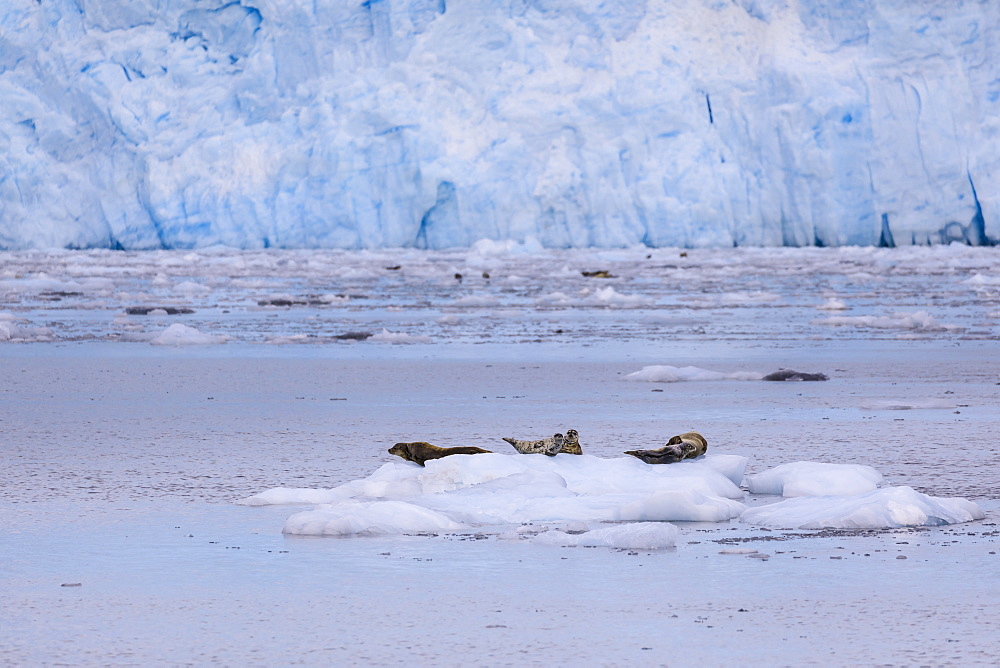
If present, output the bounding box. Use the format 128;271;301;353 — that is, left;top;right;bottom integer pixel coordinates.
2;1;998;250
741;486;986;529
241;452;984;536
746;462;884;497
529;522;679;550
241;453;750;535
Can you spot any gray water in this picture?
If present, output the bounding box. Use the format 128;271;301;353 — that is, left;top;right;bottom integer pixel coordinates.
3;246;1000;665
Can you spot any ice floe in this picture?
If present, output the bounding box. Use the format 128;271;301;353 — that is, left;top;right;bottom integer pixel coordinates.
369;328;433;344
149;323;228;346
740;487;985;530
240;451;984;543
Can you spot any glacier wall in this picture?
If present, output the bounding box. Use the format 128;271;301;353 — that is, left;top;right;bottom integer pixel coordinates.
1;0;998;250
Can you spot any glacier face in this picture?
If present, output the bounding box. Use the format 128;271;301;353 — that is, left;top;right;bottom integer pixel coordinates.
0;0;997;250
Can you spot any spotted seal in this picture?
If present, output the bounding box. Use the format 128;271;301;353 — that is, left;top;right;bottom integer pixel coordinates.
559;429;583;455
502;433;564;456
624;431;708;465
388;441;492;467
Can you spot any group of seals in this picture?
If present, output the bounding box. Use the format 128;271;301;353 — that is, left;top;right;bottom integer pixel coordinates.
388;428;584;466
503;428;582;456
624;431;707;465
389;429;706;467
387;442;492;467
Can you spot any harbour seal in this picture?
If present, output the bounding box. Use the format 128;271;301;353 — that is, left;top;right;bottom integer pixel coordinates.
502;433;564;456
559;429;583;455
624;431;708;465
388;441;492;467
762;369;829;381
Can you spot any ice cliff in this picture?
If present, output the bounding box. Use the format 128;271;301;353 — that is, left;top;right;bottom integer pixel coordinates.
1;0;997;250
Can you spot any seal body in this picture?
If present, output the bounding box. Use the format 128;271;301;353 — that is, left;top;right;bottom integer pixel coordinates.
625;431;708;465
388;441;491;466
503;433;564;456
559;429;583;455
762;369;829;381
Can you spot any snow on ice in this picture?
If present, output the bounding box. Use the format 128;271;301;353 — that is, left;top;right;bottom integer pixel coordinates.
1;1;998;251
240;451;984;547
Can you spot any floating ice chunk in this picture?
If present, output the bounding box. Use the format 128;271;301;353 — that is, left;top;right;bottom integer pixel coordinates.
148;323;228;345
624;365;764;382
369;328;432;344
964;273;1000;286
531;522;678;550
245;453;747;536
236;484;363;506
740;486;985;529
817;298;848;310
283;500;467;536
174;280;210;294
746;462;883;497
812;310;961;332
590;286;650;307
682;291;781;307
0;317;54;342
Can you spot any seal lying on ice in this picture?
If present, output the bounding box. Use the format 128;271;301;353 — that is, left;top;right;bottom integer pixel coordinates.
559;428;583;455
502;433;564;456
388;441;492;466
624;431;708;465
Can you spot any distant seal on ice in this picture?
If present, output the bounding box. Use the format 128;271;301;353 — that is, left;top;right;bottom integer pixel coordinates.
762;369;829;381
559;429;583;455
388;442;492;467
502;433;564;456
624;431;708;465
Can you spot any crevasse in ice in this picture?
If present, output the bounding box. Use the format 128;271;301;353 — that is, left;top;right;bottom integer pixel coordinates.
2;0;997;250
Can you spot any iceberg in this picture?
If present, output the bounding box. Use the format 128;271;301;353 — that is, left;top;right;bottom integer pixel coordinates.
2;1;997;250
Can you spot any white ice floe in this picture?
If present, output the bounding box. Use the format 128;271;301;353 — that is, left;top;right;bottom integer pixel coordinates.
589;286;651;307
0;314;55;342
964;273;1000;286
530;522;678;550
812;310;961;332
740;487;985;529
624;365;764;383
681;291;781;307
535;286;651;308
239;453;748;537
369;328;432;344
241;452;984;541
746;462;884;497
148;323;228;346
816;298;849;311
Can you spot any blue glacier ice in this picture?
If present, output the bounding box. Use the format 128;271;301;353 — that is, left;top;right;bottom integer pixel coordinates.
1;0;997;250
